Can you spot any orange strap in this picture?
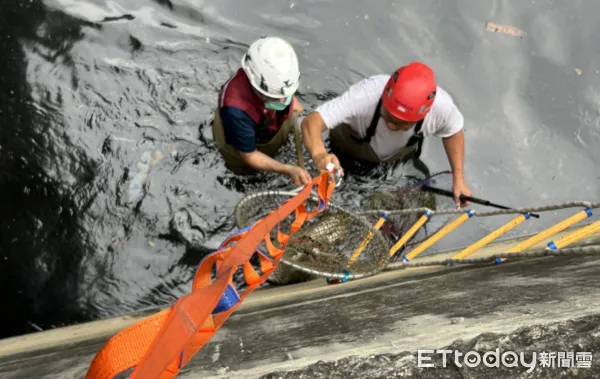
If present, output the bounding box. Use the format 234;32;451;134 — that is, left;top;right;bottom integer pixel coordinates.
84;170;336;379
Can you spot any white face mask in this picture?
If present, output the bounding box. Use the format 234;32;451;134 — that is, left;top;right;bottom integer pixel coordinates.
264;96;292;111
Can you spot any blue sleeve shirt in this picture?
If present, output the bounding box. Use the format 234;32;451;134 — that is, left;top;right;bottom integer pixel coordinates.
220;106;258;153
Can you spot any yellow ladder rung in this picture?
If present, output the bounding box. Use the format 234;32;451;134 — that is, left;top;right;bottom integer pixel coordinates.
496;207;592;264
347;214;388;266
376;210;432;266
402;210;475;262
450;213;530;264
389;211;432;257
547;218;600;250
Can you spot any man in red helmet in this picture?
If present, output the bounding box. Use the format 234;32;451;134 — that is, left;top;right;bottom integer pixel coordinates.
301;62;472;206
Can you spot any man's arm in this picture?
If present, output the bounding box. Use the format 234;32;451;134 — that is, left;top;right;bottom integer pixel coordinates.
431;96;471;205
301;112;329;160
221;106;310;184
442;129;472;206
442;130;465;183
240;150;311;186
301;80;368;170
239;149;291;174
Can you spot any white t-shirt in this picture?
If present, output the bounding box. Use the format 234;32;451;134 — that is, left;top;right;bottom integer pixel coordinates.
315;75;464;160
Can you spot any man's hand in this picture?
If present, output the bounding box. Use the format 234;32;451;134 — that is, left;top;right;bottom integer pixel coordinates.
313;152;342;174
286;165;312;186
452;178;472;207
239;150;311;186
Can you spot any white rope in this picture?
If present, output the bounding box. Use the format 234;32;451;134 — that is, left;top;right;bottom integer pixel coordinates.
357;201;598;218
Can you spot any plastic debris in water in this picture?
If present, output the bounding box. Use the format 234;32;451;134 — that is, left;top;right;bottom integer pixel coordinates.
485;22;525;38
126;149;166;206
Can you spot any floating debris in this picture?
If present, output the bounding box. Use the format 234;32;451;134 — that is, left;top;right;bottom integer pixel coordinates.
485;22;525;38
125;148;166;206
575;68;582;75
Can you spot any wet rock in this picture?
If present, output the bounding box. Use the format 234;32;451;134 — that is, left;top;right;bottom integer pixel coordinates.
170;208;208;246
216;367;229;375
260;314;600;379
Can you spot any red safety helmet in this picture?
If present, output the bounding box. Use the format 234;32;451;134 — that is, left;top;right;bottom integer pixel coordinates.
381;62;437;122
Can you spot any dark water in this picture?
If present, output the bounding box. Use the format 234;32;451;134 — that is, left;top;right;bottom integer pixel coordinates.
1;0;600;339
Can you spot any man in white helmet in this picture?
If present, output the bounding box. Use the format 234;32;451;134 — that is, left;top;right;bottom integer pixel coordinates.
212;36;311;185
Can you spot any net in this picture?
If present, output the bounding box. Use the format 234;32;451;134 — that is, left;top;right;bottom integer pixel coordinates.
355;171;455;250
235;189;391;284
234;171;458;284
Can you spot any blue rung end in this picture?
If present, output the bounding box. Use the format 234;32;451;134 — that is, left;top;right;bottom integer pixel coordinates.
402;256;410;263
547;241;558;251
213;284;240;314
524;213;531;220
382;213;389;220
340;269;351;283
495;258;503;264
467;210;475;218
585;207;593;217
326;269;351;285
448;260;454;267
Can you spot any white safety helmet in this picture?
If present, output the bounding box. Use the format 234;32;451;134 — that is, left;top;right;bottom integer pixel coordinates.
241;36;300;99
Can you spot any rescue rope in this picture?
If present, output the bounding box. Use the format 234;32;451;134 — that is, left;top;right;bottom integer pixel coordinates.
84;169;338;379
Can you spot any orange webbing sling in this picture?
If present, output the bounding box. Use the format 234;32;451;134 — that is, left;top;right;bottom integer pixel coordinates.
84;170;336;379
